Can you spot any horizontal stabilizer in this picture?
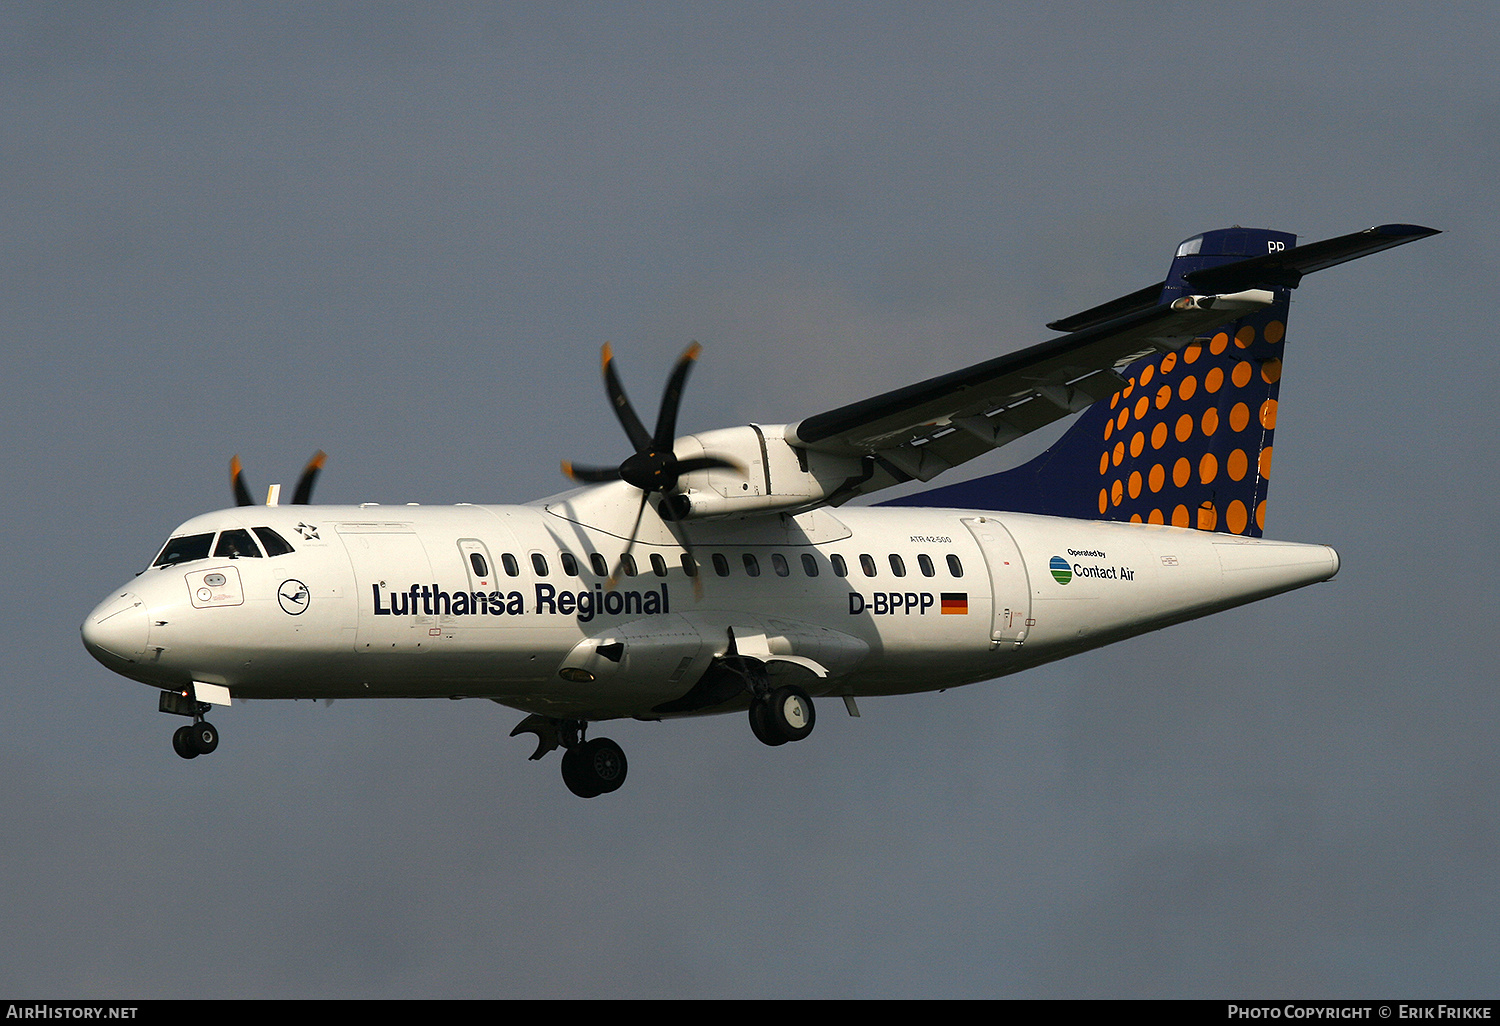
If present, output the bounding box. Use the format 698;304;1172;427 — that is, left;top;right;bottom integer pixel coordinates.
1046;280;1168;333
1047;224;1438;332
1182;223;1440;293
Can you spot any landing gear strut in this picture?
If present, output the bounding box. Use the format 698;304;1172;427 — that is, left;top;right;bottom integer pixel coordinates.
160;688;220;760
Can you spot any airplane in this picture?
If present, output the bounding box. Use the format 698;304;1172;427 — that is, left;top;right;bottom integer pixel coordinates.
81;223;1438;797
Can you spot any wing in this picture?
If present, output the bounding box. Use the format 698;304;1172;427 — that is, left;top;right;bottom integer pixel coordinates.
784;224;1438;493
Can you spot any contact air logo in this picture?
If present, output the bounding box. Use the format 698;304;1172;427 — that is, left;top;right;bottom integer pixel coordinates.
1051;549;1137;583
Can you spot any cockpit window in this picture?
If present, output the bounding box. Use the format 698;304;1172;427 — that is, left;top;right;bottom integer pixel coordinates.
253;527;295;556
214;529;263;558
152;533;215;567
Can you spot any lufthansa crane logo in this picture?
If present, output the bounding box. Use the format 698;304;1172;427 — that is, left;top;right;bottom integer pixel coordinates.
277;579;311;615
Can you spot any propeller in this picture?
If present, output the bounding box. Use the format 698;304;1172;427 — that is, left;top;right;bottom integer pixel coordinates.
231;450;327;506
562;343;737;595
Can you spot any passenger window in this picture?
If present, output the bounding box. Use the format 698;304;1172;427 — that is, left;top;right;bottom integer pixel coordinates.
830;554;848;578
743;553;761;577
531;553;549;576
889;554;906;577
253;527;295;557
947;554;964;577
502;553;520;577
590;552;609;577
801;553;819;577
680;554;698;578
469;552;490;577
650;553;668;577
771;553;789;577
712;553;730;577
214;529;262;558
860;554;877;577
560;552;580;577
152;533;215;567
918;553;935;577
619;553;638;577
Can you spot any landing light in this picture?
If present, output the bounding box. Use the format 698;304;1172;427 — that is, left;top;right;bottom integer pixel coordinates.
559;667;595;683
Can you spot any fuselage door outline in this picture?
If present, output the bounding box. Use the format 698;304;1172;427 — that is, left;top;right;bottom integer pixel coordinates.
961;517;1032;647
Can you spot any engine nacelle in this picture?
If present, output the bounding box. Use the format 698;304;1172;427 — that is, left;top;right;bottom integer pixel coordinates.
666;425;866;519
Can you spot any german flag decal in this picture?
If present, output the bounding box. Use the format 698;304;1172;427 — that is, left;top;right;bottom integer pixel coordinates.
940;593;968;615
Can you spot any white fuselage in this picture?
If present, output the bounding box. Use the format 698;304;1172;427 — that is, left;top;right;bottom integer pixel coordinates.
81;485;1338;723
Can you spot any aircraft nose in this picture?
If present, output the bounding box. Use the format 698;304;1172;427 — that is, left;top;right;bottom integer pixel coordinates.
81;592;150;667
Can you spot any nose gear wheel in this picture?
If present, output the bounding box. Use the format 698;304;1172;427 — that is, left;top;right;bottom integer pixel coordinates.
171;720;219;759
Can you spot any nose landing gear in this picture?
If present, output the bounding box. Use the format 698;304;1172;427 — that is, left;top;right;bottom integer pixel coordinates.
171;721;219;759
160;688;221;760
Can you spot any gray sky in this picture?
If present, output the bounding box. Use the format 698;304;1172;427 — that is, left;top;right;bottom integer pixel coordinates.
3;1;1495;998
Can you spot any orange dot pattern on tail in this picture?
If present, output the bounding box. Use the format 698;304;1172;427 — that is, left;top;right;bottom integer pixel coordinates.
1096;310;1285;535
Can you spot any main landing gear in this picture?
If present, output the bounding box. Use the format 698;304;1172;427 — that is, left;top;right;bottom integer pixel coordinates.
510;716;628;798
509;642;821;798
715;629;819;749
160;688;220;760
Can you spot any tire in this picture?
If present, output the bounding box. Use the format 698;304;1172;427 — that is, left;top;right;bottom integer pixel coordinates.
766;685;815;743
191;721;219;755
172;725;199;760
749;699;787;747
580;737;628;794
561;745;601;798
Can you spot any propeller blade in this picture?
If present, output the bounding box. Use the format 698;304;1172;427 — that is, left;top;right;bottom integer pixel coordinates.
608;491;652;589
291;450;327;505
601;343;653;453
652;341;701;449
562;461;622;484
230;455;253;507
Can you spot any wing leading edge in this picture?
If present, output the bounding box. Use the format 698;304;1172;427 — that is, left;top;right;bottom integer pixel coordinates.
783;224;1438;499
